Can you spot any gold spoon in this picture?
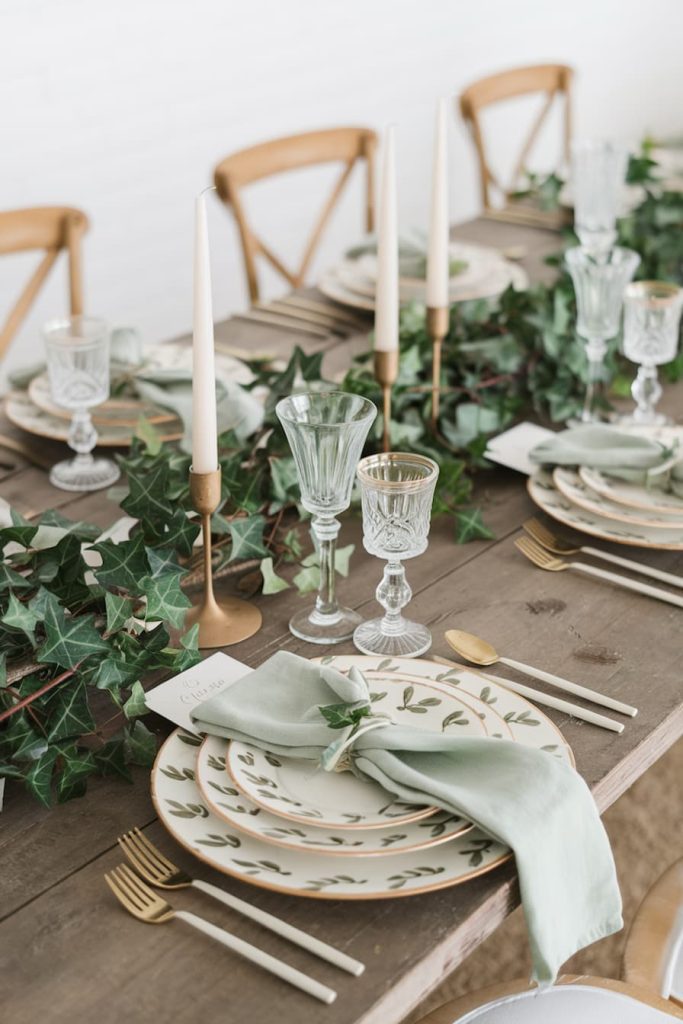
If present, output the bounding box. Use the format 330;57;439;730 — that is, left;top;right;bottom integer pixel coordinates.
444;629;637;718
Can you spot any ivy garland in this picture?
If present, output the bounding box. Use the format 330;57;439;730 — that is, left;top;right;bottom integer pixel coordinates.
1;153;681;805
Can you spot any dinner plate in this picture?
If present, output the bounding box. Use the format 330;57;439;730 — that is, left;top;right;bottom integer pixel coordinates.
356;243;508;298
528;469;683;550
196;734;473;857
579;466;683;516
225;674;489;829
553;467;683;530
28;373;181;429
153;728;511;900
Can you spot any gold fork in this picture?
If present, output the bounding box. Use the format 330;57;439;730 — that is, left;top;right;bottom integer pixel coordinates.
105;863;336;1004
515;534;683;609
524;517;683;590
118;827;363;976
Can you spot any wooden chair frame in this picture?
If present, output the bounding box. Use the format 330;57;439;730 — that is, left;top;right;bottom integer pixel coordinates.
623;857;683;1005
0;206;89;360
459;64;574;210
416;974;683;1024
214;126;377;304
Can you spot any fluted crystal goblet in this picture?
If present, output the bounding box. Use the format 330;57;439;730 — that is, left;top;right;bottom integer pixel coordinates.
621;281;683;425
571;139;628;254
565;246;640;423
44;316;121;492
276;391;376;644
353;452;439;658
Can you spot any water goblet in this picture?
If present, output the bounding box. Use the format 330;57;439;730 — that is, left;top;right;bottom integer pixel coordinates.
43;316;121;492
571;139;628;254
565;246;640;423
621;281;683;425
353;452;439;658
276;391;376;644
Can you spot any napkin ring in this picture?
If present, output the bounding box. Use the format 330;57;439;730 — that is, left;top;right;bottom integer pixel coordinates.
322;716;392;773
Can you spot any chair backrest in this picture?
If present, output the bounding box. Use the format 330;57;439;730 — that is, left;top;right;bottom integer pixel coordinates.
214;126;377;303
459;64;573;209
0;206;89;360
416;976;683;1024
623;857;683;1003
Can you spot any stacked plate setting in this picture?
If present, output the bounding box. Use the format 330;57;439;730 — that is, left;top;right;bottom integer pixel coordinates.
528;428;683;551
152;655;573;900
318;243;528;313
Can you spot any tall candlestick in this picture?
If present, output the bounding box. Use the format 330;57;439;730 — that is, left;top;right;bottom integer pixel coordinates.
374;126;399;353
426;98;449;308
192;189;218;474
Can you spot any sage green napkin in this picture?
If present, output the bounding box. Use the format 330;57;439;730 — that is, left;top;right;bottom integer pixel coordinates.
191;651;622;985
347;228;467;279
530;425;683;496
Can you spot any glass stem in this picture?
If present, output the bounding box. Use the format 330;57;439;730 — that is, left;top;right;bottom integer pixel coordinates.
376;560;412;636
311;515;340;620
582;338;607;423
68;407;97;462
632;363;662;423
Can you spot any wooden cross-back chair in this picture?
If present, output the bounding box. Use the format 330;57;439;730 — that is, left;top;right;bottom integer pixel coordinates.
0;206;89;360
459;64;574;210
214;126;377;304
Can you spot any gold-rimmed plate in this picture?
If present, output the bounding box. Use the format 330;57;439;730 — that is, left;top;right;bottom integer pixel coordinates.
579;466;683;516
554;467;683;530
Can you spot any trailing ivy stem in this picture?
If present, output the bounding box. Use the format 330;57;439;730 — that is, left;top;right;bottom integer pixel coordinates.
0;663;83;725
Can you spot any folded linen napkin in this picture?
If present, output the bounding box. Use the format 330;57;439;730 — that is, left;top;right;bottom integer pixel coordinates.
346;228;468;279
530;425;683;496
191;651;622;985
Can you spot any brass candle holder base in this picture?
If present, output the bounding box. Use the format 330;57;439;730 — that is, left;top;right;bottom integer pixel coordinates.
187;467;262;649
427;305;449;430
373;349;399;453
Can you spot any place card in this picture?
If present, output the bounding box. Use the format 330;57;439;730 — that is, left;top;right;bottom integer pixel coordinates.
485;421;554;475
144;651;250;733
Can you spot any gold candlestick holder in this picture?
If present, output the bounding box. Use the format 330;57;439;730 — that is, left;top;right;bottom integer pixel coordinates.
374;349;399;453
427;305;449;431
186;467;262;649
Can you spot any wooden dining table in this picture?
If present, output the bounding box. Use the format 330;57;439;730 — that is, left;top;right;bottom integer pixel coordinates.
2;215;682;1024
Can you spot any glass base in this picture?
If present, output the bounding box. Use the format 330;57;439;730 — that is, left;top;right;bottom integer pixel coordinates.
49;454;121;492
288;604;362;645
353;617;432;658
616;411;672;427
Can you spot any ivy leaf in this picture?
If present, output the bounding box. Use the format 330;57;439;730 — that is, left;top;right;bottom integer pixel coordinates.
292;565;319;594
37;593;110;670
135;415;163;456
140;572;191;628
227;515;268;562
0;711;47;761
93;531;150;594
158;509;200;558
259;557;290;595
95;735;132;781
121;458;172;522
455;509;495;544
0;508;38;548
55;745;96;803
1;592;40;644
38;509;101;542
319;701;371;730
124;720;157;766
123;680;147;719
0;564;32;592
32;533;91;608
25;748;58;807
46;680;96;743
146;547;187;579
105;592;134;634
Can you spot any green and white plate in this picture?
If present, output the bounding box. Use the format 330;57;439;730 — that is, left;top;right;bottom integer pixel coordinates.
528;469;683;551
579;466;683;516
152;728;511;900
196;734;473;857
554;468;683;530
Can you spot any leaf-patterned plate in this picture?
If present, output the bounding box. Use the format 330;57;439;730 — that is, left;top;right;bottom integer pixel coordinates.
152;728;511;899
225;675;489;829
528;469;683;550
554;468;683;530
196;734;474;857
579;466;683;516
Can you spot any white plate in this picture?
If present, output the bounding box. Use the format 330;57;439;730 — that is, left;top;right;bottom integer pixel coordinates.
153;728;512;899
554;468;683;530
579;466;683;516
528;469;683;550
196;734;473;857
225;673;489;829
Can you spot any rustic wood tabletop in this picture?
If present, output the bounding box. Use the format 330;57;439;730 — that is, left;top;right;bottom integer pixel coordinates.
2;218;682;1024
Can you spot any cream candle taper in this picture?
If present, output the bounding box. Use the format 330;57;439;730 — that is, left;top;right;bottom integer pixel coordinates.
192;188;218;474
426;97;449;308
373;125;398;353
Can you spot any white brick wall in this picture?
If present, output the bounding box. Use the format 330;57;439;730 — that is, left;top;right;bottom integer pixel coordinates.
1;0;682;384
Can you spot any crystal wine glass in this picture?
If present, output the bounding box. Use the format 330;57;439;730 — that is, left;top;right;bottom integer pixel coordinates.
621;281;683;425
571;139;628;254
44;316;121;492
353;452;439;658
276;391;376;644
565;246;640;423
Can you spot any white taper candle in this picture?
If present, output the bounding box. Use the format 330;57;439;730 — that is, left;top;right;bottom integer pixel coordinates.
426;97;449;308
192;189;218;474
374;125;399;352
